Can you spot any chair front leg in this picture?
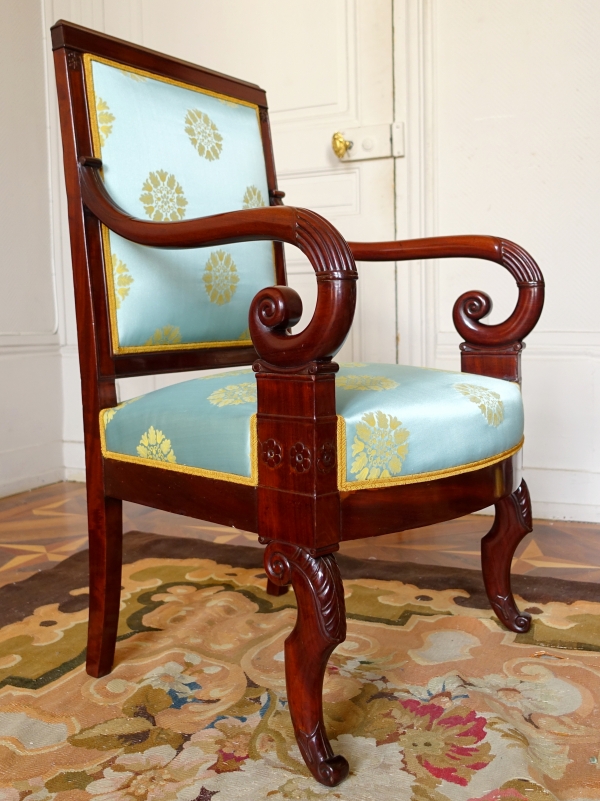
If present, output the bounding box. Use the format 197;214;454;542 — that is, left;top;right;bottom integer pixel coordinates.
481;479;532;633
86;492;123;677
264;541;349;787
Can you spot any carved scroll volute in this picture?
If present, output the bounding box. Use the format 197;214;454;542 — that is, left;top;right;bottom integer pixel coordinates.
452;240;544;348
250;285;355;369
249;208;357;370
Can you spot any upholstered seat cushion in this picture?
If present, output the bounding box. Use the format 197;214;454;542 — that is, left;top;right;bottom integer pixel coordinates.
101;363;524;490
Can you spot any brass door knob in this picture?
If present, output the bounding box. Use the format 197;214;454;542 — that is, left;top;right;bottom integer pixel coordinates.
332;131;353;160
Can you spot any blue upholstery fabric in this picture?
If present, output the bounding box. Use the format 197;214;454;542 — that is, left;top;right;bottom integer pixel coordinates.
335;363;522;489
83;56;276;353
101;364;524;489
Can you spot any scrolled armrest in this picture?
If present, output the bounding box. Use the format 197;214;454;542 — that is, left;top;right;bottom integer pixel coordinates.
79;161;357;369
349;235;544;347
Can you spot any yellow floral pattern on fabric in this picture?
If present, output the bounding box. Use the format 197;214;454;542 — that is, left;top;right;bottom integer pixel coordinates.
140;171;188;221
203;250;239;305
184;109;223;161
351;411;410;481
112;254;133;309
454;383;505;427
242;185;266;209
96;97;115;147
337;375;399;392
136;426;176;463
145;325;182;347
237;328;251;341
208;383;257;407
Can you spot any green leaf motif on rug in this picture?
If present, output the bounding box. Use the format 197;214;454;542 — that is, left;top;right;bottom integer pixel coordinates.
45;770;93;793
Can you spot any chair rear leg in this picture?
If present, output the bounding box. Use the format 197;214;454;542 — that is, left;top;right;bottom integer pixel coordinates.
264;541;349;787
481;479;532;633
266;578;289;596
86;493;123;678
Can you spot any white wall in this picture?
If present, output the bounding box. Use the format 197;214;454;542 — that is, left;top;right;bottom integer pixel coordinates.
0;0;63;497
394;0;600;521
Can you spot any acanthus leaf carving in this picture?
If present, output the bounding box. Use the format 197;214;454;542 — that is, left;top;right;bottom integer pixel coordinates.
295;722;349;787
513;478;533;531
264;542;345;643
482;479;533;635
492;594;531;634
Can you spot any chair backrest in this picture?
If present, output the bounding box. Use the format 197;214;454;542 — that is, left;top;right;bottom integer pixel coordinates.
52;21;285;376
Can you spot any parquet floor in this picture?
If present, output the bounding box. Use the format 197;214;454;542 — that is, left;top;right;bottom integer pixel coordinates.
1;481;600;588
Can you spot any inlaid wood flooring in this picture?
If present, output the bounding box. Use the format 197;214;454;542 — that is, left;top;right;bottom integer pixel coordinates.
1;482;600;589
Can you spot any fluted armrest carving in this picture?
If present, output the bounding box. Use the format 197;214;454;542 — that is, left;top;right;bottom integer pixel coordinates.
349;235;544;347
79;162;357;369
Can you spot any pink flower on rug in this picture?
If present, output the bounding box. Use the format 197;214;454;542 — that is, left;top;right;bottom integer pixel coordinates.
191;716;253;774
397;699;493;787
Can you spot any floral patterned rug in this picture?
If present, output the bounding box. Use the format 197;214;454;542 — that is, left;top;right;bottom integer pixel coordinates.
1;532;600;801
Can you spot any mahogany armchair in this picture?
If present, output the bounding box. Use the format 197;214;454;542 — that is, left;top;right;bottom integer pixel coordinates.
52;21;544;787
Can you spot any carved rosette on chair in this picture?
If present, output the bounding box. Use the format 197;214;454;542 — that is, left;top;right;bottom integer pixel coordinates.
264;542;349;786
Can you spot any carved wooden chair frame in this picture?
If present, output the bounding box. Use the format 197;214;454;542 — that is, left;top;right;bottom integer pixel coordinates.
52;21;544;787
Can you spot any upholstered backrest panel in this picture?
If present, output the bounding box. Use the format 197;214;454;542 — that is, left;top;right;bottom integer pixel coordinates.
84;56;276;353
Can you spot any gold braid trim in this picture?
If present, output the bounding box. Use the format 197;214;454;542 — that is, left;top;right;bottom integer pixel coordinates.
84;53;259;111
336;415;523;491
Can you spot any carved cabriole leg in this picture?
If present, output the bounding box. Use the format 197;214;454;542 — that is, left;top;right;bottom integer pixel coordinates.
264;541;349;787
481;479;533;633
86;492;123;677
